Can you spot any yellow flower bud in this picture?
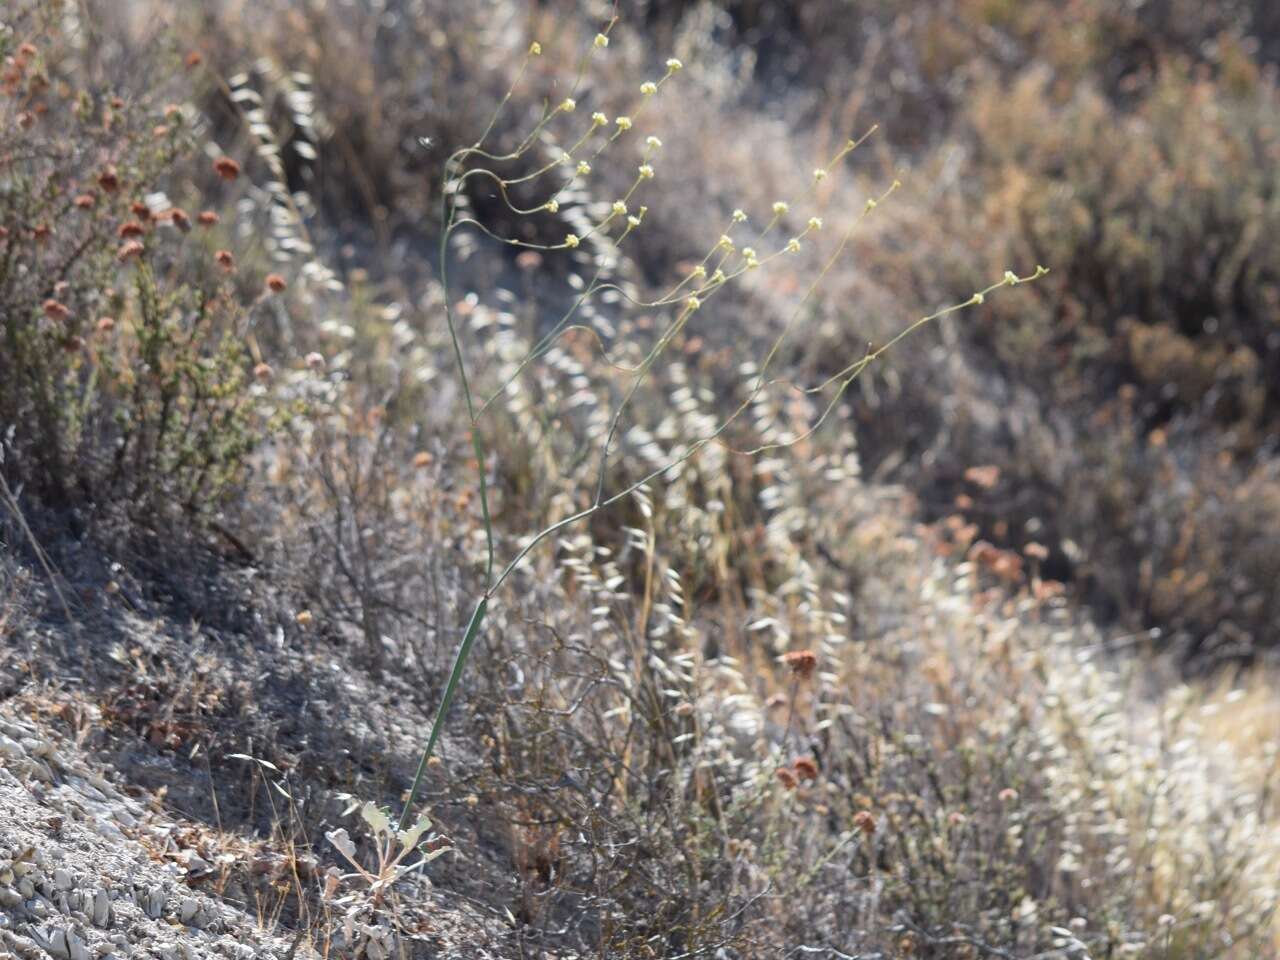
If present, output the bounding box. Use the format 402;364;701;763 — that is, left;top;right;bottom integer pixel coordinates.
594;33;609;48
559;97;576;113
666;58;683;72
529;41;542;56
544;199;559;214
772;201;788;215
576;160;591;176
732;209;747;223
615;116;632;131
638;163;655;179
612;200;628;217
565;233;580;248
786;238;801;253
640;81;657;96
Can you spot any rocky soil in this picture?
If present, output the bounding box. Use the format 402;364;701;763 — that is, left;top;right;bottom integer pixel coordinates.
0;706;306;960
0;591;531;960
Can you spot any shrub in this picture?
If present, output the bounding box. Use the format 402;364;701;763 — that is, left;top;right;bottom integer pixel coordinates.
801;40;1280;663
0;12;295;544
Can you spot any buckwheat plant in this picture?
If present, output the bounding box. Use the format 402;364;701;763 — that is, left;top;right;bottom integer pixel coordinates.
324;802;450;958
399;17;1046;829
326;802;448;906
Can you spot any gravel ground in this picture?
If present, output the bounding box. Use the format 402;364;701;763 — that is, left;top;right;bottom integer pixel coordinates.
0;611;535;960
0;708;304;960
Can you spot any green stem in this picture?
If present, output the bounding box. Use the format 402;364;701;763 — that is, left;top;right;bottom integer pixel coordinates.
397;596;488;831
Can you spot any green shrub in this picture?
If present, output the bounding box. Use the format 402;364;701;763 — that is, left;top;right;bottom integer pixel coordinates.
0;13;291;539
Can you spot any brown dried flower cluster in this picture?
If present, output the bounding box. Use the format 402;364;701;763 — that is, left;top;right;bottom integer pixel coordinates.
213;156;241;181
781;649;818;679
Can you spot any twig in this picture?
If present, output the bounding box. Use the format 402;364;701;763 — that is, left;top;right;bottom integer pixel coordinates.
0;471;75;625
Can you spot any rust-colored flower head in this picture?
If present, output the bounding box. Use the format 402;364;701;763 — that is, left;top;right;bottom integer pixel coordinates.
74;193;95;209
166;208;191;232
253;362;273;382
117;221;145;239
18;43;38;60
152;125;170;139
16;111;35;130
852;810;876;836
213;156;241;181
990;552;1024;583
197;210;219;226
130;201;152;220
214;249;235;272
62;335;83;354
98;166;120;192
265;273;287;293
42;299;70;322
110;96;124;110
96;316;116;333
33;224;52;243
117;240;144;262
793;757;819;781
185;50;203;69
963;464;1000;490
967;540;1000;567
775;767;798;790
413;451;434;469
781;649;818;680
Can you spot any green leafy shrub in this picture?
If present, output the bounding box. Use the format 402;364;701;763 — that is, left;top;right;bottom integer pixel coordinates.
0;13;291;540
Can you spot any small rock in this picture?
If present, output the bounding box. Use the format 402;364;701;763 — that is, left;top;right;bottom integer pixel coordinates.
91;889;112;928
144;885;165;919
32;925;71;959
181;852;211;875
